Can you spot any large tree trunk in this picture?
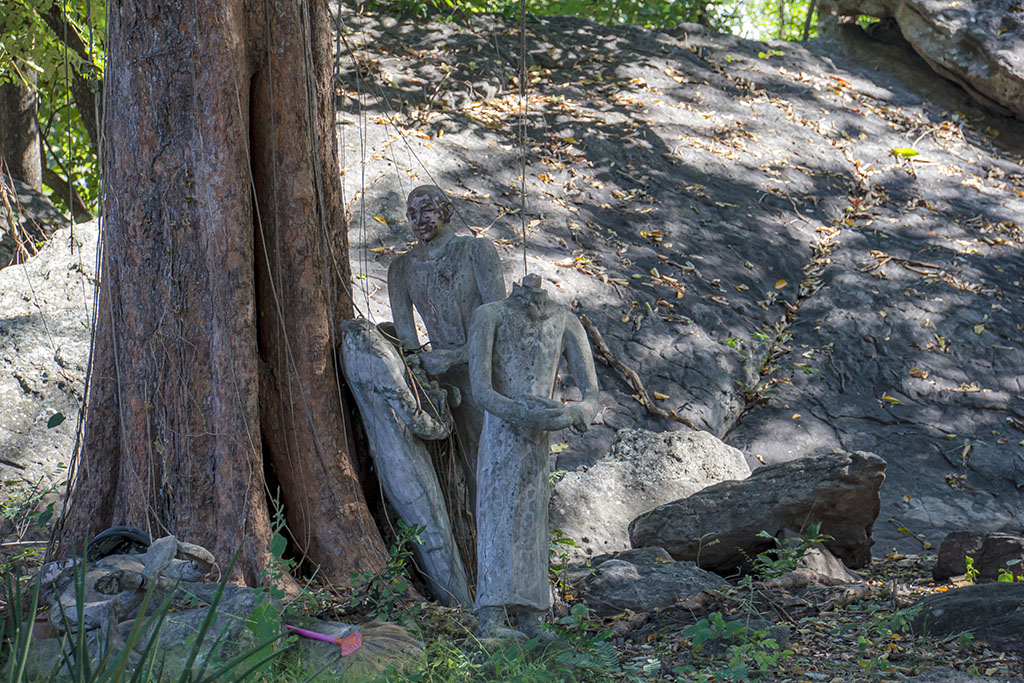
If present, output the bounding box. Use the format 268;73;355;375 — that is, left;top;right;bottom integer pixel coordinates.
59;0;386;585
0;76;42;191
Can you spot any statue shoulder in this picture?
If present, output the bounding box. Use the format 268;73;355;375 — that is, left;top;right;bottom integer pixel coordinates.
471;299;503;323
388;250;410;277
466;235;500;258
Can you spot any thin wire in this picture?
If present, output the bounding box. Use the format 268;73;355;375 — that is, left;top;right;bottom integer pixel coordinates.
518;0;528;277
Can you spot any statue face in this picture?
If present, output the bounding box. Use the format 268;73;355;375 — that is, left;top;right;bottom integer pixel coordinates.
407;194;449;243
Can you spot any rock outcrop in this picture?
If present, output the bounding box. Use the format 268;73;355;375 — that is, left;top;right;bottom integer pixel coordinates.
820;0;1024;119
0;219;96;489
0;178;67;269
933;531;1024;582
576;547;727;616
629;451;886;572
549;429;751;557
911;583;1024;653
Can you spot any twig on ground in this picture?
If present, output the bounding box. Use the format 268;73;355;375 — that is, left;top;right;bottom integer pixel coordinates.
576;311;699;431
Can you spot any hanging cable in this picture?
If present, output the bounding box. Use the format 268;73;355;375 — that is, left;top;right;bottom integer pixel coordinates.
518;0;528;277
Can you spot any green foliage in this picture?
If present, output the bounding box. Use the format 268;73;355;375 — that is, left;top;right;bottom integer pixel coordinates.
348;519;424;621
1;0;104;214
997;559;1022;582
547;528;578;596
0;544;286;682
964;554;979;584
750;522;833;580
359;0;818;41
677;612;793;681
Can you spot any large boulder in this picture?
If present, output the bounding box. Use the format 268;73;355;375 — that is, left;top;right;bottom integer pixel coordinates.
933;531;1024;582
629;451;886;573
911;583;1024;653
549;429;751;558
577;547;727;616
820;0;1024;119
0;220;96;489
895;0;1024;119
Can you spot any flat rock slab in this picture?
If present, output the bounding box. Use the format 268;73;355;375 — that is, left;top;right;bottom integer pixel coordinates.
629;451;886;572
911;582;1024;653
933;531;1024;582
578;546;727;616
549;428;750;558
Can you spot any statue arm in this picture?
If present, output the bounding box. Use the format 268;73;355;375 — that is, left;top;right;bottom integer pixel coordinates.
388;256;419;351
562;313;601;427
539;314;600;433
468;306;520;422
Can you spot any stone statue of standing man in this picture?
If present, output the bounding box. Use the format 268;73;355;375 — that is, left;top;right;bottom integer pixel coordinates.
388;186;506;507
469;273;600;639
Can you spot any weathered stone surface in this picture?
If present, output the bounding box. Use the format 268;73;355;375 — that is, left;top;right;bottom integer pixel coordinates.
550;428;751;558
578;547;726;616
0;220;95;490
629;451;886;572
933;531;1024;582
293;619;424;680
821;0;1024;119
339;318;471;607
896;0;1024;119
911;583;1024;653
795;543;863;584
469;273;600;634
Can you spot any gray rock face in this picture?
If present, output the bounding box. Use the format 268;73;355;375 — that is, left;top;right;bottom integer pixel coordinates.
896;0;1024;119
579;547;726;616
629;451;886;572
911;583;1024;653
549;428;751;558
820;0;1024;119
0;220;96;489
933;531;1024;582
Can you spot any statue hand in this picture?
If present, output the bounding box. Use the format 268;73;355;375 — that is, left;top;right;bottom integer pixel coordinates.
511;394;567;429
419;348;463;375
537;405;591;434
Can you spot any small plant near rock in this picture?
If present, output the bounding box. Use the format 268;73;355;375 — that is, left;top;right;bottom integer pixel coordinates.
749;522;833;580
548;528;578;597
964;554;979;583
997;559;1023;582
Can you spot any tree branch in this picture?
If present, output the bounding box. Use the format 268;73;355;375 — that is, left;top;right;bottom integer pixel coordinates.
576;311;699;431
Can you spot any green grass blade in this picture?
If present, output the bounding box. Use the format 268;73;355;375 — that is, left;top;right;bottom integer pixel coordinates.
175;544;242;683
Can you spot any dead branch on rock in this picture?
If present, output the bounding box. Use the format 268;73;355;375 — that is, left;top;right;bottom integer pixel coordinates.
576;312;699;431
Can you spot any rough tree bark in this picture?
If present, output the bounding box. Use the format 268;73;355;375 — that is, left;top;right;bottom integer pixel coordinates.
0;76;42;191
59;0;387;585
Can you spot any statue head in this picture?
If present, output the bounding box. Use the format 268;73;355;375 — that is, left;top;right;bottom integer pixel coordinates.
406;185;453;243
